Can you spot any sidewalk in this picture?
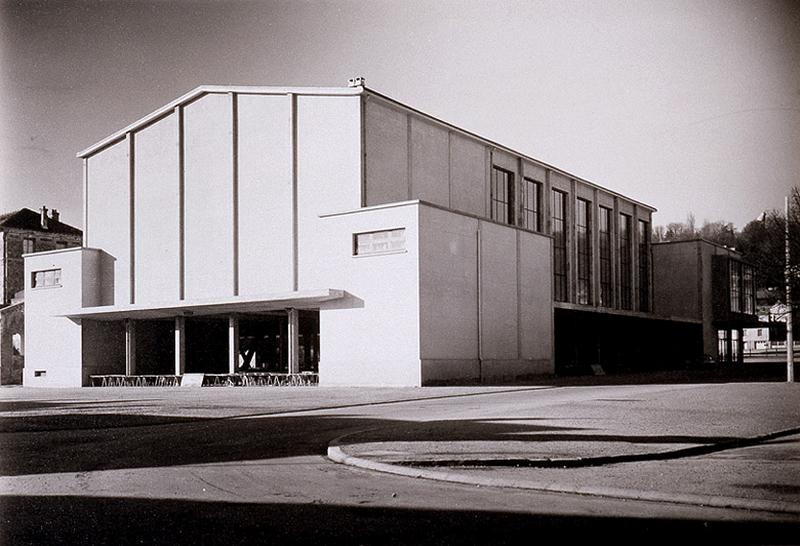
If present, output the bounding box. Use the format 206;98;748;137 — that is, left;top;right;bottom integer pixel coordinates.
328;382;800;515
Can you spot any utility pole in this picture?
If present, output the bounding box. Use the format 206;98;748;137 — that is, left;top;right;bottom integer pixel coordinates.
787;195;795;382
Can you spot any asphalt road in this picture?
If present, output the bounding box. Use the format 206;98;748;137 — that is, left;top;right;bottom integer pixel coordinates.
1;382;799;544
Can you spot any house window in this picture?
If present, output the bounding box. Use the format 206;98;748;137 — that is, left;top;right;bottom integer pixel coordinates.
490;167;514;225
552;189;568;302
576;198;591;305
598;206;612;307
522;177;542;231
353;228;406;256
619;213;632;310
23;238;35;254
32;268;62;288
56;241;70;249
742;264;755;315
730;261;742;313
638;219;650;312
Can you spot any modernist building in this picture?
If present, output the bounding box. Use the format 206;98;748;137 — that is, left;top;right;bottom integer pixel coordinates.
652;239;758;363
24;79;706;387
0;207;81;384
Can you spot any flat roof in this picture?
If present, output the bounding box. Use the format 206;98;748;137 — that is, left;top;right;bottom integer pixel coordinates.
64;289;344;321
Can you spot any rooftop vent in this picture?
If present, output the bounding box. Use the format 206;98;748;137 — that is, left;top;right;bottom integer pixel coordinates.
39;206;48;230
347;76;365;88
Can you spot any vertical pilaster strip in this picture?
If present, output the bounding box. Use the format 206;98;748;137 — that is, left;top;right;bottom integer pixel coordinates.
407;114;413;200
516;158;524;227
176;105;185;300
447;131;452;208
175;316;186;376
569;179;577;304
612;196;620;309
476;224;483;381
287;308;299;374
230;92;239;296
485;148;491;217
516;230;522;360
125;319;136;376
360;94;367;207
632;204;639;311
290;93;299;291
544;170;552;235
82;158;89;247
592;188;600;307
127;132;135;305
228;315;239;374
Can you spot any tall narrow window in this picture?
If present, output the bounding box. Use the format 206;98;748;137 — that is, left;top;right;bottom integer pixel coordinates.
619;213;632;310
742;264;754;314
552;189;568;302
522;177;542;231
22;238;35;254
638;219;650;312
730;260;742;313
491;167;514;225
598;206;612;307
576;198;592;305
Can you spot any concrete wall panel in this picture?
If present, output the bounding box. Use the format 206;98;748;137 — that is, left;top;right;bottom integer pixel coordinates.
365;99;408;205
491;149;518;173
449;133;486;216
296;95;362;289
183;93;234;299
576;180;594;200
134;114;180;303
522;161;546;182
418;206;478;360
24;250;85;386
479;221;519;359
86;140;129;305
519;231;552;361
652;242;700;319
316;204;420;386
410;117;449;207
549;171;571;193
237;94;293;294
597;191;615;208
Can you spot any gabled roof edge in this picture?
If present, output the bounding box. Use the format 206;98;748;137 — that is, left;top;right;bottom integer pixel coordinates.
77;85;363;159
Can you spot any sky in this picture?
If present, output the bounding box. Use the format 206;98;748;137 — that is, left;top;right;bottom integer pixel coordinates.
1;0;798;231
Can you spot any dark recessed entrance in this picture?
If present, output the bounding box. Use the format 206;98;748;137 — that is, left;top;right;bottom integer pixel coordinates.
186;318;228;374
237;310;319;373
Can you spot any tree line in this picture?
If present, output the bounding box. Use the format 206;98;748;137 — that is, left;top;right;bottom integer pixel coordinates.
652;187;800;305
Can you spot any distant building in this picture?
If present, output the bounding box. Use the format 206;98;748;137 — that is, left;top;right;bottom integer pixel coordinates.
652;239;759;363
743;302;795;352
0;207;82;384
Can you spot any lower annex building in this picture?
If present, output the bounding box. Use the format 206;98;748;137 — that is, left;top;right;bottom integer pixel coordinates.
23;79;754;387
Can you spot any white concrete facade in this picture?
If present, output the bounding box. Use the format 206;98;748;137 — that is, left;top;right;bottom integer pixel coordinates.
24;82;656;386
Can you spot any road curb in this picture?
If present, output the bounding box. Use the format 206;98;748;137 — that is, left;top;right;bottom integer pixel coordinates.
327;441;800;516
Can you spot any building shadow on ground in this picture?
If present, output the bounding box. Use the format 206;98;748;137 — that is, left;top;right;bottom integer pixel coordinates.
1;494;798;545
0;411;761;476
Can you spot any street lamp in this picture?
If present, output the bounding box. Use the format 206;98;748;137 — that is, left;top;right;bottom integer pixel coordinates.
786;195;795;382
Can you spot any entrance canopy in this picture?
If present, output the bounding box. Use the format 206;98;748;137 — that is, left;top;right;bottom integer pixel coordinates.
63;289;344;321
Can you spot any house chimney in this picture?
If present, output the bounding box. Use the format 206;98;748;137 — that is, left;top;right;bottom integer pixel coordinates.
50;209;59;222
40;206;49;229
347;76;365;88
